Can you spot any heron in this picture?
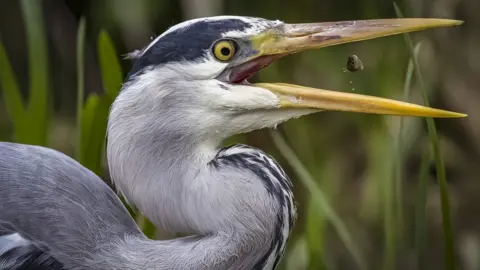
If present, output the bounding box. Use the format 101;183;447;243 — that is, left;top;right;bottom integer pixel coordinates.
0;15;466;269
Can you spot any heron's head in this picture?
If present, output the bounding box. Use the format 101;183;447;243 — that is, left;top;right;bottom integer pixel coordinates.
113;16;465;143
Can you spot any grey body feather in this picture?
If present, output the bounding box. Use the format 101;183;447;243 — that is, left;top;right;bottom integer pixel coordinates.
0;142;143;269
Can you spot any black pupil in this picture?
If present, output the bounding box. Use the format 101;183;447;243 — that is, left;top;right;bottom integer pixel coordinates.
221;47;231;56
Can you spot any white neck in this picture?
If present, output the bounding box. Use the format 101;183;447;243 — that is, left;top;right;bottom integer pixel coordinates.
106;127;282;268
108;129;216;233
107;111;285;269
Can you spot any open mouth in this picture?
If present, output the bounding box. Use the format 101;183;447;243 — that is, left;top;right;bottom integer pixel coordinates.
227;55;282;84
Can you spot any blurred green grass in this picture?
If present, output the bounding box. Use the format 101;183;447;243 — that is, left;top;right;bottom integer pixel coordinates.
0;1;463;270
0;0;49;145
395;4;455;269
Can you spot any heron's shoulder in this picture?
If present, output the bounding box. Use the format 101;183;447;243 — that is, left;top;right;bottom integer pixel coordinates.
0;141;113;196
0;141;94;174
211;144;292;191
0;141;74;165
214;144;276;162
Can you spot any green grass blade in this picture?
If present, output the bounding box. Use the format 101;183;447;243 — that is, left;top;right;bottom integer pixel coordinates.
76;17;86;159
389;42;422;267
396;42;421;203
21;0;49;146
286;236;309;270
77;30;124;175
395;41;421;212
402;44;421;103
306;196;327;269
98;30;123;99
0;42;27;141
394;3;455;269
79;94;110;175
378;128;396;270
79;93;100;165
270;130;366;270
78;30;124;177
135;214;157;239
415;149;431;270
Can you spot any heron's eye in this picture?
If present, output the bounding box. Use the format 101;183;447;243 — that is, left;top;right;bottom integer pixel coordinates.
212;40;236;62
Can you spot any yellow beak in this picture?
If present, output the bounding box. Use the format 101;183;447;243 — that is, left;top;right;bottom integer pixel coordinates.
252;18;466;118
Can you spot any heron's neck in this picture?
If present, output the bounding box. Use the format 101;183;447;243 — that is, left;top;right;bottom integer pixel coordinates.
107;129;280;268
108;131;216;231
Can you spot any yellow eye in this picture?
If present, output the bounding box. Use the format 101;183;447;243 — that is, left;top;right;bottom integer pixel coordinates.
212;40;236;61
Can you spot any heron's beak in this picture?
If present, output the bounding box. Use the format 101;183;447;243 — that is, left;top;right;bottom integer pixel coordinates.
251;18;466;118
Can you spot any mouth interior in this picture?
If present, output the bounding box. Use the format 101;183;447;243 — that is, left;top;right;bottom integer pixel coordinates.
228;55;280;84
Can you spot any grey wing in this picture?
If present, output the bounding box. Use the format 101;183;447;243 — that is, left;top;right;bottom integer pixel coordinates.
0;142;143;269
